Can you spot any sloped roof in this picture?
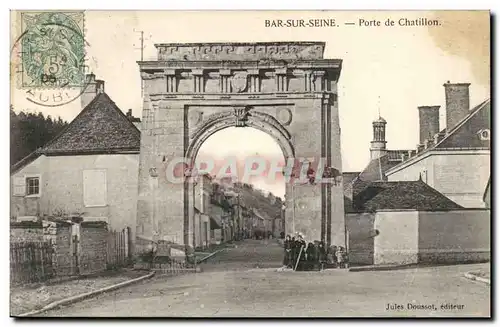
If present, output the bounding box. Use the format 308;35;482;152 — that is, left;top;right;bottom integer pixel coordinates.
344;177;372;212
342;172;360;186
11;151;42;174
386;99;490;175
436;99;490;149
386;149;416;161
358;154;401;182
352;180;463;212
344;196;354;213
42;93;140;155
373;116;387;123
11;92;141;174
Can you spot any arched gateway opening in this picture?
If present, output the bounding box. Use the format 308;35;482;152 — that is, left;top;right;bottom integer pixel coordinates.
193;127;286;246
136;41;345;253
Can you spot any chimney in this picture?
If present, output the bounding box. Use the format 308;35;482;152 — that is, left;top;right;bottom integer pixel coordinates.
418;106;440;145
81;74;105;110
434;133;445;144
424;139;431;149
96;80;105;94
444;81;470;131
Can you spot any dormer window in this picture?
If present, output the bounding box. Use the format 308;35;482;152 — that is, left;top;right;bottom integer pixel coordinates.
477;129;490;141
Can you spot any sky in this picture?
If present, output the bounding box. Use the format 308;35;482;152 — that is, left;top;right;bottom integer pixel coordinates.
10;11;490;198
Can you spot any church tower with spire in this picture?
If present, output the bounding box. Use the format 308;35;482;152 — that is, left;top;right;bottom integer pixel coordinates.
370;116;387;160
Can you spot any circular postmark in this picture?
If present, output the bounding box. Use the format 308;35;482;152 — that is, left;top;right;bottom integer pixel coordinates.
11;11;97;107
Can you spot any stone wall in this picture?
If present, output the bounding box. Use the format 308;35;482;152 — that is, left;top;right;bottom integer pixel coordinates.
10;221;44;242
10;154;139;253
79;221;108;275
386;152;490;208
53;222;73;276
374;211;419;265
10;220;75;277
10;156;44;219
362;209;491;266
418;209;490;263
346;213;375;266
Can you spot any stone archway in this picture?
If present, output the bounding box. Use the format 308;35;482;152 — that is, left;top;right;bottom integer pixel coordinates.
136;41;345;251
184;107;294;248
185;107;295;163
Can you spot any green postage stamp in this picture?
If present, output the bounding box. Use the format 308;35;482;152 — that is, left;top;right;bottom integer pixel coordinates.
19;11;85;88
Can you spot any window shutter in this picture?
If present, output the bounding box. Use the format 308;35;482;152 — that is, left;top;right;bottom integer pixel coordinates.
13;176;26;196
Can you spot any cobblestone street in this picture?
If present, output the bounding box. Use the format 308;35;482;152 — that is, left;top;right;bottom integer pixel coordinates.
39;239;490;317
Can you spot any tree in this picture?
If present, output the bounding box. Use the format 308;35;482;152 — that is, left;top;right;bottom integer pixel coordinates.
10;107;68;166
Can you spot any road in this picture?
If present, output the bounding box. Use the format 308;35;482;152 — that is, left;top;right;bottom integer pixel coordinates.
39;239;490;317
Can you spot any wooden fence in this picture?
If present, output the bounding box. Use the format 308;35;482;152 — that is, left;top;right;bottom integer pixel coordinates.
106;227;131;269
10;241;54;285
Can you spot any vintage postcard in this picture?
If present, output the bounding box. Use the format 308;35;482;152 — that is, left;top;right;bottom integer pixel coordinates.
9;10;490;318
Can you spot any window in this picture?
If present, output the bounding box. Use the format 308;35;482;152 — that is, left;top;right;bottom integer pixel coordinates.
13;175;41;197
477;129;490;141
26;177;40;196
83;169;107;207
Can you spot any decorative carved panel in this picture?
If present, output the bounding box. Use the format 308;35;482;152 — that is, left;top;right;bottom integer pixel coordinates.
276;107;293;126
233;106;250;127
157;42;325;61
188;110;203;127
231;72;248;93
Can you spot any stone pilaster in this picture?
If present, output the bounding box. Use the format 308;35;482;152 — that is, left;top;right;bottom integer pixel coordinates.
192;69;204;93
325;93;345;249
164;69;177;93
275;68;288;92
220;69;231;93
313;71;325;92
304;70;314;92
248;69;260;93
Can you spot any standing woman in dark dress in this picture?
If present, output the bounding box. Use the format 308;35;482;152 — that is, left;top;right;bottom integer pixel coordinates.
306;242;316;271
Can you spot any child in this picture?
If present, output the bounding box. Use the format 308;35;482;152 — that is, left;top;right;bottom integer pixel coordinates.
336;246;345;269
342;248;349;269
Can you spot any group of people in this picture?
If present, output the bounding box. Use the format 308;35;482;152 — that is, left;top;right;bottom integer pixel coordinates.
282;233;348;271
